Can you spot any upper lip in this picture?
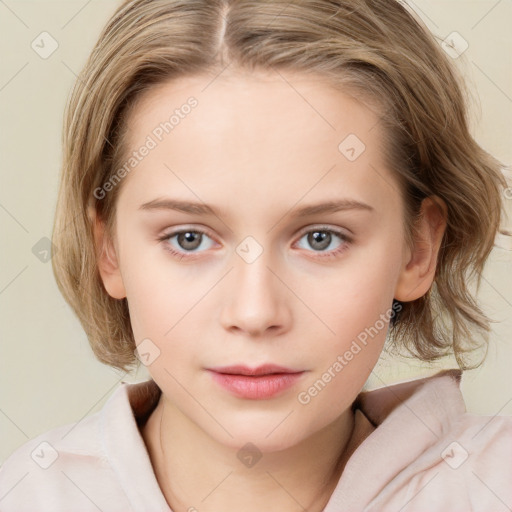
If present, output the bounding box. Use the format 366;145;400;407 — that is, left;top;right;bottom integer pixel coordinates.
207;364;303;376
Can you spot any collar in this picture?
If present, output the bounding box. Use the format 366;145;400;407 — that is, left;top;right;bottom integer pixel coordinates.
103;369;463;511
324;369;465;510
101;378;169;512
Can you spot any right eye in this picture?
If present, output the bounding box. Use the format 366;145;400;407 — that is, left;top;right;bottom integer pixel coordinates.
157;227;217;259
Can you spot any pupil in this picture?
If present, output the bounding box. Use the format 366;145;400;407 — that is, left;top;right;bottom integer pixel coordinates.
179;232;200;250
309;231;330;250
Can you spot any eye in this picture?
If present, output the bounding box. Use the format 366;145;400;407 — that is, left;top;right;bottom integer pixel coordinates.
157;225;352;261
157;228;216;258
294;226;352;259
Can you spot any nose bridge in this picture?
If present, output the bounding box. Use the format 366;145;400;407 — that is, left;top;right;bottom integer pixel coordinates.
234;237;280;306
237;250;274;293
219;236;289;335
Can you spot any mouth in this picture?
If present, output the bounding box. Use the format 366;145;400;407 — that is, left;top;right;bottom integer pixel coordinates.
206;364;303;376
205;364;307;400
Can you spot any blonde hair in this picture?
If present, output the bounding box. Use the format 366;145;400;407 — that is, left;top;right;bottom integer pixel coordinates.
52;0;507;372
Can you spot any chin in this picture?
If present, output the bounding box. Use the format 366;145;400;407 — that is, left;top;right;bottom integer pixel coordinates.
199;413;307;453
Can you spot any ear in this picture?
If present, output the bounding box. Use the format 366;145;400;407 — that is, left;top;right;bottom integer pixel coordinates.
394;196;447;302
88;207;126;300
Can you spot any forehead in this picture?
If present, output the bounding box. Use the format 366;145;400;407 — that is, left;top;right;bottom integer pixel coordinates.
117;69;399;218
126;69;383;147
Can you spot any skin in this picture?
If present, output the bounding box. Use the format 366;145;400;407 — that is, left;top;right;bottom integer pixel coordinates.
92;69;447;511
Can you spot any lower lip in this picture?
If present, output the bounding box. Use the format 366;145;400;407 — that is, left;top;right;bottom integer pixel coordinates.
207;371;305;400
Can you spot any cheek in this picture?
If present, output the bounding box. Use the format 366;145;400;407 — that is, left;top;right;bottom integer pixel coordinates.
295;285;391;422
120;240;219;363
301;246;400;390
304;243;400;338
118;239;181;339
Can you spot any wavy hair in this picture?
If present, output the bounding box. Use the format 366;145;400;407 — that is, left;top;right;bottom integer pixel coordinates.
51;0;508;371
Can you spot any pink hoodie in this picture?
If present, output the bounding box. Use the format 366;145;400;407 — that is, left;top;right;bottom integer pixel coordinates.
1;369;511;511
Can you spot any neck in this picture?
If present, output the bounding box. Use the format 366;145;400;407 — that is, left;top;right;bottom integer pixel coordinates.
142;395;355;512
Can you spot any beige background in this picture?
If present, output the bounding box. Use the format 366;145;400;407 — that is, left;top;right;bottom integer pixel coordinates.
1;0;511;464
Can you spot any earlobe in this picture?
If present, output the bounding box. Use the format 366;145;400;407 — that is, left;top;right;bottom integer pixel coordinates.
394;196;447;302
89;207;127;300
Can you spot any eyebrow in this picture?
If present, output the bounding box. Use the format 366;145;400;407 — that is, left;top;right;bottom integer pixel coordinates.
138;197;374;217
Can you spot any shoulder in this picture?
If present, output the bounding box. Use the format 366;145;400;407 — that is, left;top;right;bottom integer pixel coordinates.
393;413;512;512
356;371;512;511
444;411;512;488
455;410;512;454
0;412;111;511
0;380;141;512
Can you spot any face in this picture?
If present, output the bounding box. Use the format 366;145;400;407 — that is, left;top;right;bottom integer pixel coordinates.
99;69;417;452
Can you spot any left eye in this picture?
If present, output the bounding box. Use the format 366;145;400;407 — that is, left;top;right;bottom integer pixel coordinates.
295;228;349;253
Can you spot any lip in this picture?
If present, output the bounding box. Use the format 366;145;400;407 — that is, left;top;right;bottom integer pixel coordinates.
207;364;301;376
206;364;306;400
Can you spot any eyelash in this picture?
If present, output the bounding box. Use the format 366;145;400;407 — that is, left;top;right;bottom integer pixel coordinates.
157;226;352;261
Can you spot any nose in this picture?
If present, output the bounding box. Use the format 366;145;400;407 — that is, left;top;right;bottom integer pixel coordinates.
219;248;291;338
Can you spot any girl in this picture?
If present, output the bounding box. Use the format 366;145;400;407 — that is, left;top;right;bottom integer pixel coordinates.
1;0;511;510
